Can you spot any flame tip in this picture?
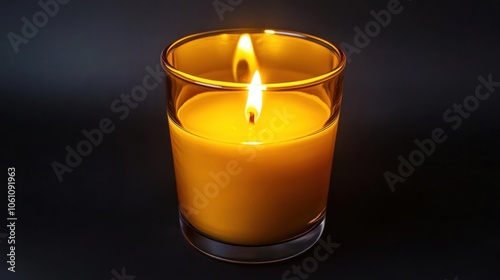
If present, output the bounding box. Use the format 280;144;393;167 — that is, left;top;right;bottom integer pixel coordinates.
233;34;263;124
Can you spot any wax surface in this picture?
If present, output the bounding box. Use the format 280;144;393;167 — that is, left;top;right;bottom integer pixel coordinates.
177;91;330;143
169;91;338;245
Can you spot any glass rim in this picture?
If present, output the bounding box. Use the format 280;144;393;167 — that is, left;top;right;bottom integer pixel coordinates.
161;28;346;90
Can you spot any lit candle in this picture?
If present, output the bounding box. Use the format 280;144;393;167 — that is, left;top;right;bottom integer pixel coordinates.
171;91;337;245
162;29;345;262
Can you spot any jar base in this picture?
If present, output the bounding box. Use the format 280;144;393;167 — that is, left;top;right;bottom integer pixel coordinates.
179;212;325;264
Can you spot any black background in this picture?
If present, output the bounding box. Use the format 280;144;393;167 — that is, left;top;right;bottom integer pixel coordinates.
1;0;499;279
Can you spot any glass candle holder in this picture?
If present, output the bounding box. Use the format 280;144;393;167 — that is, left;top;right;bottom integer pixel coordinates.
161;29;345;263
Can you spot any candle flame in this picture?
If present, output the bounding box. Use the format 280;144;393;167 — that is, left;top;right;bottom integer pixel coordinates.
246;71;264;124
232;34;258;83
233;34;264;124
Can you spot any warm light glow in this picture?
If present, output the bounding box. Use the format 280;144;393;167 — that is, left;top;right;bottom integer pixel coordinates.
246;71;264;124
233;34;264;124
264;29;276;34
232;34;259;83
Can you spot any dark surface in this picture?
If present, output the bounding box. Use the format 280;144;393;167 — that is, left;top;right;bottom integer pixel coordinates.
1;0;499;279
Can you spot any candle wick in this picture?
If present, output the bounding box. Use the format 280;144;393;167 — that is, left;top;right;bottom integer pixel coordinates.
249;112;255;125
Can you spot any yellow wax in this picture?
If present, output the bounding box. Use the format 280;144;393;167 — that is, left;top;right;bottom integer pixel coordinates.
169;91;338;245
